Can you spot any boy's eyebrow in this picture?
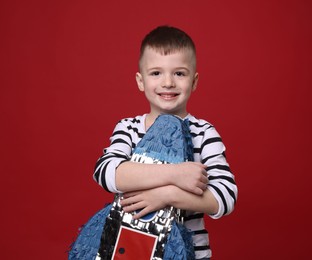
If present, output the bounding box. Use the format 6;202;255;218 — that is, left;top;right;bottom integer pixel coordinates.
174;67;190;71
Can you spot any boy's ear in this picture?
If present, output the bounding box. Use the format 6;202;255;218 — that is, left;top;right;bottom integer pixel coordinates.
136;72;144;92
192;72;199;92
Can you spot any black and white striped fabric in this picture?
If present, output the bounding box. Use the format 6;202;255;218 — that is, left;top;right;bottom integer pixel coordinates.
94;114;237;259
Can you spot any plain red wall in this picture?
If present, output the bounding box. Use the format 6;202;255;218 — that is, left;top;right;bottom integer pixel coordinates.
1;0;311;259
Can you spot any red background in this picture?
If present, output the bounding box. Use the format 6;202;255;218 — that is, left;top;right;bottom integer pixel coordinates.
1;0;311;259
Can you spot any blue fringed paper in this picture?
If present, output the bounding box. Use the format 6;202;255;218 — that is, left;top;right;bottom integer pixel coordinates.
68;204;112;260
133;114;194;163
164;222;195;260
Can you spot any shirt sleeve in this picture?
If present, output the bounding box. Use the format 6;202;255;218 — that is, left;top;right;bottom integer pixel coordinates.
93;120;132;193
201;127;238;219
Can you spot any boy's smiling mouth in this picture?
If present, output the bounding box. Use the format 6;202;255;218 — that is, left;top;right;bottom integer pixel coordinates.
158;92;179;99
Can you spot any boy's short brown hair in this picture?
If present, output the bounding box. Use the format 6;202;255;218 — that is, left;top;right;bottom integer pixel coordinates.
139;25;196;65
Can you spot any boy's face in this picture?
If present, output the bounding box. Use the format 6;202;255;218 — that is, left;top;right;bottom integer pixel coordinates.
136;47;198;119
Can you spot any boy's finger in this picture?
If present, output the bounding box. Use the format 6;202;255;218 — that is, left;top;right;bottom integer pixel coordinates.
132;207;149;219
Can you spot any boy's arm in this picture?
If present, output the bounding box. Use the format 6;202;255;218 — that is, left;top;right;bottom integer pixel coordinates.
120;123;238;220
121;185;218;219
115;161;209;195
199;126;238;218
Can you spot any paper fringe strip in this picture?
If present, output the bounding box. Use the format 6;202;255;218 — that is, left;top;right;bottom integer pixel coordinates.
68;204;112;260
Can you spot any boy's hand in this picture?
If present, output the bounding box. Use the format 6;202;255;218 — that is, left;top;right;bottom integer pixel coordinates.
121;186;172;219
174;162;208;195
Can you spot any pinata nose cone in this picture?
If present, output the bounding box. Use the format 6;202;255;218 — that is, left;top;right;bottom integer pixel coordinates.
133;114;194;163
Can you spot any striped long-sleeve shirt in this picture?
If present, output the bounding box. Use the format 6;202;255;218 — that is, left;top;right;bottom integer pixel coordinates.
94;114;237;259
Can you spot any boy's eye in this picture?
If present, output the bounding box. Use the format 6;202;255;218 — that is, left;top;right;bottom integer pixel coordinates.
151;71;160;76
175;71;185;77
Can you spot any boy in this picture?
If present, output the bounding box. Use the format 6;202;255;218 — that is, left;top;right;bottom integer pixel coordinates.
94;25;237;259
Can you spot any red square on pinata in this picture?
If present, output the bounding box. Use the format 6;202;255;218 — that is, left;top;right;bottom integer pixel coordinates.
112;226;158;259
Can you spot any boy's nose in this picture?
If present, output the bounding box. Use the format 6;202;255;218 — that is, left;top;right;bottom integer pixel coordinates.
162;75;175;88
